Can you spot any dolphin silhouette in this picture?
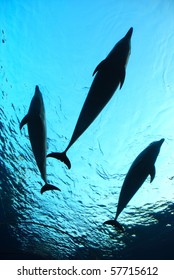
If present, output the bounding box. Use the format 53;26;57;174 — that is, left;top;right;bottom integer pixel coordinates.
104;138;164;231
47;27;133;169
20;85;61;194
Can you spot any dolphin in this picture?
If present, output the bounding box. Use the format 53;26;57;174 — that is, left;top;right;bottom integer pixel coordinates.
47;27;133;169
104;138;164;231
20;85;61;194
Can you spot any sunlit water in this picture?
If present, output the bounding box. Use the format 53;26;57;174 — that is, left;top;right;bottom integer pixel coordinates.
0;0;174;259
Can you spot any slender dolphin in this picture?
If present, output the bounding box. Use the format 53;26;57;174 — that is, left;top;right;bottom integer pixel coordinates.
104;138;164;231
47;27;133;169
20;85;61;194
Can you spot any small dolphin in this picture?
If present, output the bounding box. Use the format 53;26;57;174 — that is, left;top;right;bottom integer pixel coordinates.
20;85;61;194
47;27;133;169
104;138;164;231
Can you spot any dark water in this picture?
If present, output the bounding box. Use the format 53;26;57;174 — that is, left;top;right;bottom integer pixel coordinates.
0;0;174;260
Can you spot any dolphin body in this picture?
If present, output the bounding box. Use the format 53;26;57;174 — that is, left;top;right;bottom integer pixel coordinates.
20;85;60;194
104;138;164;231
47;27;133;169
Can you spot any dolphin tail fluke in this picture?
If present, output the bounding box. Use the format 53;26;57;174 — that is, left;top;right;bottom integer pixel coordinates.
103;219;124;231
41;183;61;194
47;152;71;169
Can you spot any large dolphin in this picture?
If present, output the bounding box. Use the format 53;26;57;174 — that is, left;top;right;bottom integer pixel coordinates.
47;27;133;169
20;85;61;194
104;138;164;231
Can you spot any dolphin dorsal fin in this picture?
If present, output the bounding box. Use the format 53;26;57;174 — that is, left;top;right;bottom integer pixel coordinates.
20;114;29;130
149;165;156;183
92;59;107;76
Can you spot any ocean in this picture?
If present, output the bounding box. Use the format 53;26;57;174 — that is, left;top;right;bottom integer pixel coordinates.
0;0;174;260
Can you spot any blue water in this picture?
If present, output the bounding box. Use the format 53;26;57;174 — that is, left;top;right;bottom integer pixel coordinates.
0;0;174;259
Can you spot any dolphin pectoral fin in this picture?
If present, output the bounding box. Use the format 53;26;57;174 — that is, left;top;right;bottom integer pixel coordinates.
149;165;156;183
119;67;125;89
47;152;71;169
92;59;107;76
20;114;29;130
103;219;124;231
40;183;61;194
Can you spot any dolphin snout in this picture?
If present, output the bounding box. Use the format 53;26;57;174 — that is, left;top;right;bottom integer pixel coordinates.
126;27;133;39
160;138;165;145
35;85;39;91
